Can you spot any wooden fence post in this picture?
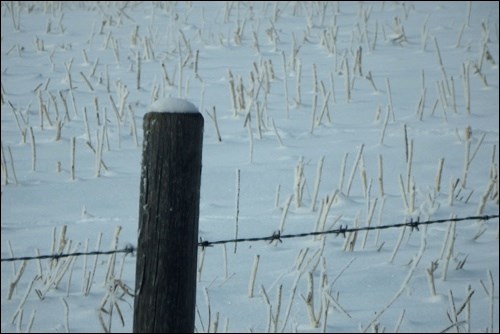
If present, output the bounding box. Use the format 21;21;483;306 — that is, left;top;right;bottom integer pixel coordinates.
133;98;203;333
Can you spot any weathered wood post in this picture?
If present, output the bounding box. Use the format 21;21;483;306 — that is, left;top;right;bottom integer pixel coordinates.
133;97;203;333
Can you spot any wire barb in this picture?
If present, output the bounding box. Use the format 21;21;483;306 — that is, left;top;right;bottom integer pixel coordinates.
408;217;420;232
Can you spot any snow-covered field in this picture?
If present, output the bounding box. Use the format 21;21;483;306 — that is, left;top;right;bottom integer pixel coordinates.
1;1;499;332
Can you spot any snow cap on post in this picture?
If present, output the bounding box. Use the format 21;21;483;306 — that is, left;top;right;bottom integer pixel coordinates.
149;97;199;113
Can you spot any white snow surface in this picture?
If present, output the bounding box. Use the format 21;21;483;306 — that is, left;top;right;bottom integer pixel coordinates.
149;97;199;113
1;2;499;333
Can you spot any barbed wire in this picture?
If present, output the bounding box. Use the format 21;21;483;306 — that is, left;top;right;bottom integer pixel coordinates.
198;214;499;248
1;214;498;262
0;245;136;263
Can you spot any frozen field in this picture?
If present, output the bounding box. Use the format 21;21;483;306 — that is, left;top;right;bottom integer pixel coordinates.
1;2;499;332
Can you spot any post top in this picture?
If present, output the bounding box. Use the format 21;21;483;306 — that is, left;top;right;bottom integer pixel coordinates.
149;97;199;113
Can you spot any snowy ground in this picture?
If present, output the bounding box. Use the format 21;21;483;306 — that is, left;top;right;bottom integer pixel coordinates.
1;1;499;333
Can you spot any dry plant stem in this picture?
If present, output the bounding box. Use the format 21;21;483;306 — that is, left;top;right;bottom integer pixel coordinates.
433;37;451;96
361;198;378;249
282;51;290;118
8;102;28;143
95;128;105;177
136;52;141;90
49;227;56;269
54;120;62;141
26;310;36;333
260;286;273;333
315;194;338;240
338;152;348;192
246;113;254;163
406;139;414;196
386;78;395;121
222;244;228;279
449;178;459;206
378;154;384;197
83;107;91;144
234;168;240;254
462;62;471;115
316;92;331;126
394;309;406;333
272;284;283;333
1;142;8;185
294;157;306;208
247;254;260;298
108;95;120;122
37;91;52;129
47;246;78;292
90;57;99;77
366;71;378;92
441;220;456;281
476;180;494;215
206;106;222;142
379;106;390;144
62;297;70;333
128;104;139;147
360;157;368;198
302;271;320;328
389;226;406;264
439;218;453;260
80;71;94;92
435;158;445;192
49;92;60;122
197;247;205;282
34;248;43;280
295;59;302;106
29;126;36;172
447;290;459;332
275;184;281;208
15;309;23;333
426;261;438;297
7;146;18;184
469;132;486;165
280;271;304;332
70;137;76;180
105;226;122;283
81;239;88;292
84;232;102;295
294;248;309;272
403;124;409;162
363;228;426;332
64;59;74;91
487;269;494;333
465;286;473;332
177;40;183;98
374;196;386;247
271;118;284;147
399;174;409;212
450;76;457;113
346;144;364;196
343;213;360;252
462;126;472;187
10;278;35;325
323;289;351;320
227;70;238;116
311;156;325;211
202;287;212;334
8;260;27;300
456;23;466;48
210;312;219;333
279;195;293;233
345;57;351;102
310;92;318;134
